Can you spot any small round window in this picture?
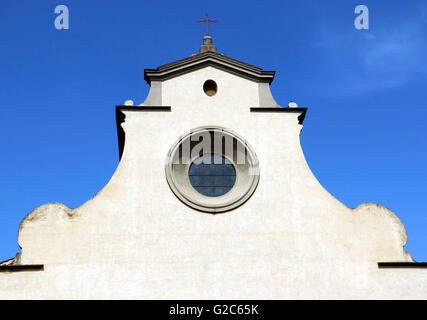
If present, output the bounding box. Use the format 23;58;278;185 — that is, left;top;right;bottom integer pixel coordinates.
203;80;217;96
189;154;236;197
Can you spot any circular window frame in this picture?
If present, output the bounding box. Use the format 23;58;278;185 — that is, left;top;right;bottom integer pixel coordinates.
165;126;260;214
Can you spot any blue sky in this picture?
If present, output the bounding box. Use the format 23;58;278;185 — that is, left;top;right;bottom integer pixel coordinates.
0;0;426;262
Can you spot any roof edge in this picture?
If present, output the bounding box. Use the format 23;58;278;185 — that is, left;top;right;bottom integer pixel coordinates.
144;52;276;85
250;107;308;125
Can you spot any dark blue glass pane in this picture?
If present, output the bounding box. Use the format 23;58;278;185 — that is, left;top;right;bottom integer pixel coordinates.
224;187;232;194
197;187;210;196
189;175;199;186
210;165;222;175
199;164;210;175
223;164;235;175
211;175;222;185
223;175;236;187
212;187;223;196
200;176;210;186
189;154;236;197
189;164;199;175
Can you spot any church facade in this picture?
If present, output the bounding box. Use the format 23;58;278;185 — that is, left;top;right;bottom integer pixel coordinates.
0;33;426;299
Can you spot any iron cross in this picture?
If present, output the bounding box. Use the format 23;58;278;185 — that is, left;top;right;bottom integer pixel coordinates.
197;12;218;36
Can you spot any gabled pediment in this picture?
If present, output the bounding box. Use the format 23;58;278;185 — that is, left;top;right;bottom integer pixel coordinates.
144;51;275;85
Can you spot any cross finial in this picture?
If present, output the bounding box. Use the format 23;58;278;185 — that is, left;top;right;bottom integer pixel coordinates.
197;12;218;36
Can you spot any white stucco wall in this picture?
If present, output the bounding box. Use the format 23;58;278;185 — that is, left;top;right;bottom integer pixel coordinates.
0;65;425;299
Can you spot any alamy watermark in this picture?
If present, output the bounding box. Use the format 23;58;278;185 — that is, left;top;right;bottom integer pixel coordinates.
171;131;247;165
54;5;69;30
53;5;368;31
354;5;369;30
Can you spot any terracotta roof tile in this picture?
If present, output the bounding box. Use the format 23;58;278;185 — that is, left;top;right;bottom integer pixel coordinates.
157;52;263;71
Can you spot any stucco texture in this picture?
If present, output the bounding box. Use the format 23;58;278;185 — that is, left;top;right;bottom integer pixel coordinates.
0;66;425;299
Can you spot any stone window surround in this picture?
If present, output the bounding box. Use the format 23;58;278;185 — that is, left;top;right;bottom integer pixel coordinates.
165;126;260;214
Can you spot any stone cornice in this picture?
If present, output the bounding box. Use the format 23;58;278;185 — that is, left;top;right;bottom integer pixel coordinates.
144;52;276;85
250;107;308;125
